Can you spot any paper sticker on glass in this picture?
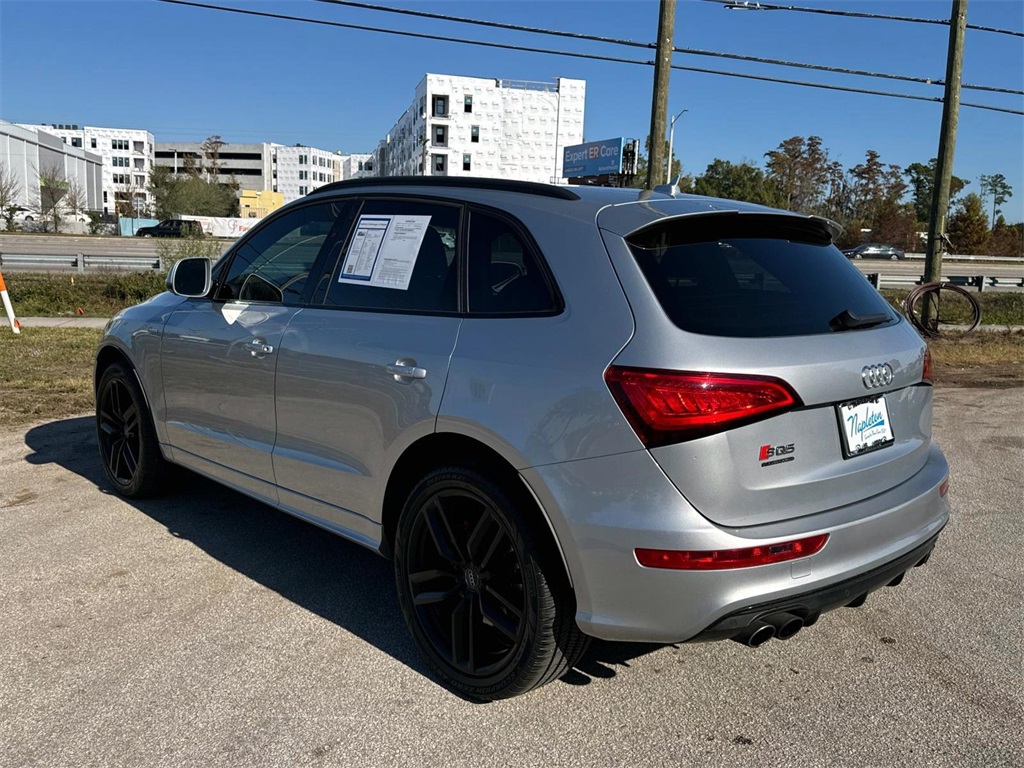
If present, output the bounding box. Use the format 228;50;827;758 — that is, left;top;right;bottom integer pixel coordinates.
338;214;432;291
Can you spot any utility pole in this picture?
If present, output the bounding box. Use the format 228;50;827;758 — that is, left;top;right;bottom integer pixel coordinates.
646;0;676;189
923;0;968;330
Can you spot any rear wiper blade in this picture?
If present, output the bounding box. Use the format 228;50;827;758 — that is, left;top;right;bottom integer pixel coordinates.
829;309;891;332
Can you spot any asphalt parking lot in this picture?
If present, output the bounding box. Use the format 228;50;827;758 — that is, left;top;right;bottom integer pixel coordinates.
1;386;1021;768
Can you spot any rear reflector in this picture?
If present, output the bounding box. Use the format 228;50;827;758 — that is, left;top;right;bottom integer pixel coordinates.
922;347;933;384
636;534;829;571
939;477;949;497
604;366;801;447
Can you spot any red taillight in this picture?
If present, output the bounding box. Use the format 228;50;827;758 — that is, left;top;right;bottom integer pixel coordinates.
922;347;933;384
635;534;828;571
604;366;801;447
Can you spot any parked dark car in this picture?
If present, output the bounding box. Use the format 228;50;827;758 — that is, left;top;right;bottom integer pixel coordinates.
135;219;204;238
842;243;905;260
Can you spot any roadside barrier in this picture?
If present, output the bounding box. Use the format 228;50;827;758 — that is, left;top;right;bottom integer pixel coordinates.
0;252;162;273
0;270;21;334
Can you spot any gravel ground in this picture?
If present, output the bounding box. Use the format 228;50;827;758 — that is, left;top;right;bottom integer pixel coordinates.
0;387;1021;768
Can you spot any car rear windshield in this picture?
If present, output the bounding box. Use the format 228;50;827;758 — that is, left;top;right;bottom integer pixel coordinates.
625;214;898;338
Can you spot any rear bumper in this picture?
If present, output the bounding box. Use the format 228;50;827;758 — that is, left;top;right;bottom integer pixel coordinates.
690;531;941;642
522;443;950;643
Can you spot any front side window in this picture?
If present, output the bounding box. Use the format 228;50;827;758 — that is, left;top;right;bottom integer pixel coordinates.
323;199;459;314
468;209;557;314
217;202;348;305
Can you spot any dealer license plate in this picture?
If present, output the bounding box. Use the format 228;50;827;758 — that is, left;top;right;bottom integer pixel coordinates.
837;396;894;458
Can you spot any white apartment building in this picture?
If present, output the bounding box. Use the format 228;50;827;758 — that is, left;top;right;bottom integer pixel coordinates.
20;123;155;215
0;120;103;213
372;74;586;183
337;152;374;180
274;145;340;201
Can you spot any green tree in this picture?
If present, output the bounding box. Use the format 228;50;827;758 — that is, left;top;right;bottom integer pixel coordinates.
149;164;238;218
904;159;968;224
693;159;780;206
979;173;1013;229
947;193;990;255
627;135;686;190
988;216;1023;258
764;135;833;214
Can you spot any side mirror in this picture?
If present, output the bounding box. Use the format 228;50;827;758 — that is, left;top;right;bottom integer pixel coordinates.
167;257;212;297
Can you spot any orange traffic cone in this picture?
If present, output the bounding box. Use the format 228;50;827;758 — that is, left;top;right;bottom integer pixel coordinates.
0;270;20;334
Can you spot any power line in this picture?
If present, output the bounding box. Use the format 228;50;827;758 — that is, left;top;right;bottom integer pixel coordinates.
156;0;649;67
311;0;655;50
675;46;1023;97
671;62;1021;116
154;0;1024;116
316;0;1022;96
701;0;1024;39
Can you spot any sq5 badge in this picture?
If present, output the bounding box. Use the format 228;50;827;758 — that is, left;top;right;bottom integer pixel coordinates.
759;443;795;467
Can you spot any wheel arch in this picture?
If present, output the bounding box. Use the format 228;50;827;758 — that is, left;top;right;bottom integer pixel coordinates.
95;342;158;428
380;432;574;590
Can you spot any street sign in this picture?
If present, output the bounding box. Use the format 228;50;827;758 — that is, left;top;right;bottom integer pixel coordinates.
562;138;625;178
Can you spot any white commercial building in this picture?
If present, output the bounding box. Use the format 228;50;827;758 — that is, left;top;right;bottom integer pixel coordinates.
274;145;340;201
372;74;585;183
1;120;103;215
19;123;155;216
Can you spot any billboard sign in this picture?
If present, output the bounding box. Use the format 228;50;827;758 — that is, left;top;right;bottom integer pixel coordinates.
562;138;625;177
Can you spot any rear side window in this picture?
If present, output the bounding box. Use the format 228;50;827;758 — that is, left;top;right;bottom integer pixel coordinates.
467;209;558;314
626;214;897;337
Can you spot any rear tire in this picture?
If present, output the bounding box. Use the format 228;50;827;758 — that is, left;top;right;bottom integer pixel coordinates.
96;362;168;498
394;466;588;700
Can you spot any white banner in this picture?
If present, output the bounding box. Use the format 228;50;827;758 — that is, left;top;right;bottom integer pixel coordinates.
180;215;258;239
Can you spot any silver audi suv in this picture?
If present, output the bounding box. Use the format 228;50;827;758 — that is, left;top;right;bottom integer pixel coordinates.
95;178;949;700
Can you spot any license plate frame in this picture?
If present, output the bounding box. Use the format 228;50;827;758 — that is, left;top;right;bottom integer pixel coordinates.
836;395;895;459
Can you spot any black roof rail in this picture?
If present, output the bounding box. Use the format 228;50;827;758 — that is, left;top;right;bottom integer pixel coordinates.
308;176;580;201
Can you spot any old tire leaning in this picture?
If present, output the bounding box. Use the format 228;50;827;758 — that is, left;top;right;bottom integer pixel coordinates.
96;362;168;498
394;466;589;700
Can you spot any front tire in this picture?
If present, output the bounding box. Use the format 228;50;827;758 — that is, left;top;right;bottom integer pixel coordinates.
394;467;588;700
96;362;168;498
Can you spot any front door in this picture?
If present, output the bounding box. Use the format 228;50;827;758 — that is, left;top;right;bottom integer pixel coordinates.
161;200;350;503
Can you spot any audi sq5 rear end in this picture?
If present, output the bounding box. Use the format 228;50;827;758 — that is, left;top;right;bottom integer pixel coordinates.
95;178;949;700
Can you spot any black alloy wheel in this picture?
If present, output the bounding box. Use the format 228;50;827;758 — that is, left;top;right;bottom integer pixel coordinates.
98;377;141;486
394;467;588;700
96;362;167;498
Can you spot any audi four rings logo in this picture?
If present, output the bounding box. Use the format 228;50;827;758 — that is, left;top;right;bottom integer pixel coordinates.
862;363;894;389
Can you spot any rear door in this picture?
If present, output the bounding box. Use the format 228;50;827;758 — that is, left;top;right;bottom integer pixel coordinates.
601;211;933;528
161;200;346;502
272;197;463;536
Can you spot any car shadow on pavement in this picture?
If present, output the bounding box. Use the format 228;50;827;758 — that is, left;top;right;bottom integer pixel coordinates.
24;416;668;697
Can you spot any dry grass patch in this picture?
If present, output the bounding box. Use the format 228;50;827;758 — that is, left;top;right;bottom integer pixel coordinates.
0;328;101;426
930;330;1023;388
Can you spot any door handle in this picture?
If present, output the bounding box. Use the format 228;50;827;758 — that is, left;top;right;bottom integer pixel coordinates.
248;338;275;357
387;359;427;381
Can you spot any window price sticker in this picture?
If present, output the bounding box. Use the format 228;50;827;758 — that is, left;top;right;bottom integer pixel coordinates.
338;215;431;291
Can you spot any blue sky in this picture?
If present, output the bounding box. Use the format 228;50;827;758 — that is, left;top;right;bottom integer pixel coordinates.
2;0;1021;218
